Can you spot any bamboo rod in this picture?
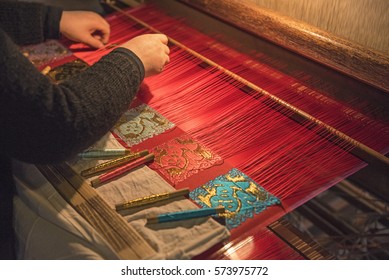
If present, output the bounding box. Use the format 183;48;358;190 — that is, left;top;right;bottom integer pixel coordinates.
104;1;389;173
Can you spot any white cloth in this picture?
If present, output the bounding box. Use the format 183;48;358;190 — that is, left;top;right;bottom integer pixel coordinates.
13;133;229;259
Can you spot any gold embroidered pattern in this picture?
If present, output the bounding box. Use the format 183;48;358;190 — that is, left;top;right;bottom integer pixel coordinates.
151;134;223;184
113;104;175;146
47;59;89;83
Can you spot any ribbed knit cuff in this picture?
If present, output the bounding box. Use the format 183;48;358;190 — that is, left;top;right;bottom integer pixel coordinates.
44;6;62;39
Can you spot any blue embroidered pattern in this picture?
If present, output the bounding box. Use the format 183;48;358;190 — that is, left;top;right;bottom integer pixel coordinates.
189;168;280;229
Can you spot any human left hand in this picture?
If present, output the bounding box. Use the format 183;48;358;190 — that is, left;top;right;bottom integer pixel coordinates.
59;11;110;49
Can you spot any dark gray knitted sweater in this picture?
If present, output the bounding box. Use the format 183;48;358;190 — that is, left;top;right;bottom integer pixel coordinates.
0;1;145;259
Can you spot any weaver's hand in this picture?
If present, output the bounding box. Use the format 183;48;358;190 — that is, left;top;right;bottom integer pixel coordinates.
60;11;110;49
120;34;170;77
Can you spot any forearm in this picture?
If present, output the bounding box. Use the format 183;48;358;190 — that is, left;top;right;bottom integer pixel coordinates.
0;1;62;45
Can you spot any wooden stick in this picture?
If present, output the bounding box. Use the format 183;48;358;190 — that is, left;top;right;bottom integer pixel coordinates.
91;153;155;187
146;206;225;224
81;150;149;177
115;188;190;211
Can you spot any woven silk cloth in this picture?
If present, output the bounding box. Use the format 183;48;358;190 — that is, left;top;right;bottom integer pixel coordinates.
19;40;71;67
190;168;280;229
47;59;89;83
150;134;223;185
113;104;175;147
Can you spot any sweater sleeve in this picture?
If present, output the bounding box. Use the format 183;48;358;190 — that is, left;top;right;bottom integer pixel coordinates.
0;1;62;45
0;28;144;164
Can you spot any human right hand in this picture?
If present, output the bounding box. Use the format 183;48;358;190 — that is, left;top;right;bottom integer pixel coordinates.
120;34;170;77
60;11;110;49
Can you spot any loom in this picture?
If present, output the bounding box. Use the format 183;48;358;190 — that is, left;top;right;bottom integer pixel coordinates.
21;0;389;259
